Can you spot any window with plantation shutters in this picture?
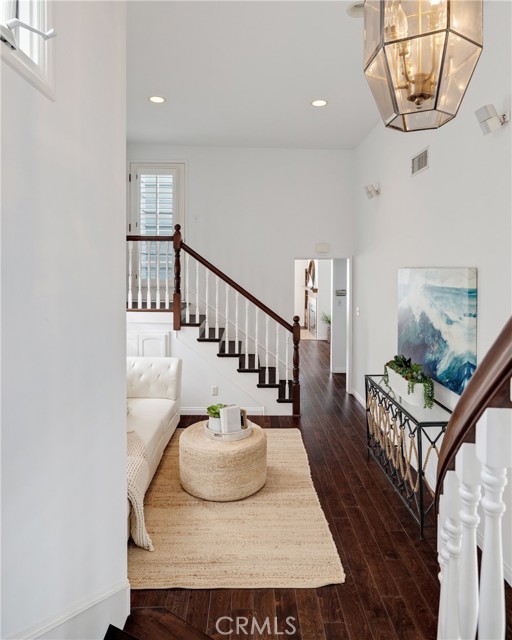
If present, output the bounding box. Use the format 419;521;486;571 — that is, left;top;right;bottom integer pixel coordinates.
129;163;184;283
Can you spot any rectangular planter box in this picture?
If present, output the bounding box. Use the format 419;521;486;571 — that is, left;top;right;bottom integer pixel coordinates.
386;368;425;407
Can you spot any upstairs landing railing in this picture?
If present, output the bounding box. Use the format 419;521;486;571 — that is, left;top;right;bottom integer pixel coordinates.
126;225;301;415
435;317;512;639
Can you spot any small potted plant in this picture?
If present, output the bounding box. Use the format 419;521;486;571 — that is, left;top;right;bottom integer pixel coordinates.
320;311;331;343
383;355;434;409
206;403;227;432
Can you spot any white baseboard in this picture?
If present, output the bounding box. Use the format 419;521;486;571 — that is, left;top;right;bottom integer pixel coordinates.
331;367;346;374
353;390;366;408
181;406;265;416
9;580;130;640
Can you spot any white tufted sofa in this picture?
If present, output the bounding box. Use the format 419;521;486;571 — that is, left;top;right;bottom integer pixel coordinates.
127;356;182;534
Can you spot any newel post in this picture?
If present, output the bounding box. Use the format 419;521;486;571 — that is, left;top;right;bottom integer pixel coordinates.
173;224;182;331
292;315;301;416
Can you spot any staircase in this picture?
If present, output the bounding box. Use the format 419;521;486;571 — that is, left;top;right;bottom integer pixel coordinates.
435;316;512;639
104;607;212;640
126;225;300;415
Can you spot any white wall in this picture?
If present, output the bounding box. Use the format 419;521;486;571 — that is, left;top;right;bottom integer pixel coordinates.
294;259;308;324
315;259;332;341
1;2;128;638
352;0;511;581
352;0;512;407
331;259;347;373
127;144;355;322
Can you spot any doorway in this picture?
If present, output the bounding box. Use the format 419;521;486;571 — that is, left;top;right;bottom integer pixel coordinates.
293;258;352;386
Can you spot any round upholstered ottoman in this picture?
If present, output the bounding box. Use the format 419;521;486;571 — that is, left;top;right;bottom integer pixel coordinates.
179;421;267;501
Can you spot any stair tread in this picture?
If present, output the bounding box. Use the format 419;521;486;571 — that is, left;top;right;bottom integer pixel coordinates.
198;327;224;342
181;314;206;326
218;340;243;356
124;607;212;640
103;624;138;640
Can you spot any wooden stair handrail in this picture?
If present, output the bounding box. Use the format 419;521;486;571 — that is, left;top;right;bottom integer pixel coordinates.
126;233;293;333
436;315;512;505
181;241;293;334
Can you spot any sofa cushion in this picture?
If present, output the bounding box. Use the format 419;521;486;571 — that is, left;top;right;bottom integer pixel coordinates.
127;398;179;462
127;357;182;401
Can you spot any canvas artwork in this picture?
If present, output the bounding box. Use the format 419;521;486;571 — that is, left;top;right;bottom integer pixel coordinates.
397;268;477;395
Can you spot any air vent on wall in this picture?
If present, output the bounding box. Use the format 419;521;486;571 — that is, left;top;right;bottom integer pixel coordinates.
411;147;429;176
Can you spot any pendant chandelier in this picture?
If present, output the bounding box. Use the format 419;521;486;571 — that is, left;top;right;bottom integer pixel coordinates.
363;0;483;132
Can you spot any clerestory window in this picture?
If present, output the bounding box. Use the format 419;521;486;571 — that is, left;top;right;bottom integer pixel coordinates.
0;0;55;98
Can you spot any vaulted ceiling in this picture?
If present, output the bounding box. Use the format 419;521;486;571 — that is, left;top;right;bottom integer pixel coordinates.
127;1;381;149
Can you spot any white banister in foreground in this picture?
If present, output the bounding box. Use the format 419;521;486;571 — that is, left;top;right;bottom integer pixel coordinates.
455;443;481;639
440;471;462;640
476;410;511;640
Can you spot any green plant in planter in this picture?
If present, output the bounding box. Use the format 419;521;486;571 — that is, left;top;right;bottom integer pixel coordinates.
206;403;227;418
383;355;435;409
320;312;331;326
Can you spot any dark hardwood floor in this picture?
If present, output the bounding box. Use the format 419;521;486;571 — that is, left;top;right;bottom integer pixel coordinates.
129;340;511;640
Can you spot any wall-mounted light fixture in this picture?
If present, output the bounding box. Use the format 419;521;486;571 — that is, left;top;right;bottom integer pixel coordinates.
363;0;483;132
475;104;510;135
364;184;380;199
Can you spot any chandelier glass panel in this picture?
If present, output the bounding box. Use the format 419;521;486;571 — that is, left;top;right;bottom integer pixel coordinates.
364;0;483;131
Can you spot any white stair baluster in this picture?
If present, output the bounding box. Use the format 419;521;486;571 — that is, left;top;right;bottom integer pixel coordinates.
165;241;170;309
205;268;209;334
254;308;259;371
235;292;240;354
275;324;280;385
245;299;249;369
127;241;133;309
184;251;189;320
441;470;462;640
195;258;199;321
137;242;142;308
265;316;270;384
155;241;160;308
476;409;511;640
455;443;481;639
215;276;220;339
146;241;152;309
285;334;290;399
437;498;448;640
224;283;229;352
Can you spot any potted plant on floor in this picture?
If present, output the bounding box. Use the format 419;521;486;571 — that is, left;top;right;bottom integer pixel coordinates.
383;355;434;409
320;311;331;343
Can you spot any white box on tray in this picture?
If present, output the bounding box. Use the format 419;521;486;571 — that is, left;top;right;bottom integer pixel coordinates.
220;405;244;433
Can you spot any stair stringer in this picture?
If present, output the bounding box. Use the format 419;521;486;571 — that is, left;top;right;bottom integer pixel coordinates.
170;326;293;416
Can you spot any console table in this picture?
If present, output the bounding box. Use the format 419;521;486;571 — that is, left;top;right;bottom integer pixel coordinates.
365;375;452;538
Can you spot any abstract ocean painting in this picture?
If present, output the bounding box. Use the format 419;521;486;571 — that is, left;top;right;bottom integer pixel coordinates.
398;268;477;395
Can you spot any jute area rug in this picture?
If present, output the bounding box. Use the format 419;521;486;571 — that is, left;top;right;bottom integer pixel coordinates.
128;428;345;589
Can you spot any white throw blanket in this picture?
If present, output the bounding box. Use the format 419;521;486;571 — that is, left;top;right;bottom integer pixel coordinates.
127;432;154;551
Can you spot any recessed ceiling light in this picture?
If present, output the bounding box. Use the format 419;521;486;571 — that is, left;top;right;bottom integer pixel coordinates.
312;99;328;107
346;2;364;18
148;96;166;104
